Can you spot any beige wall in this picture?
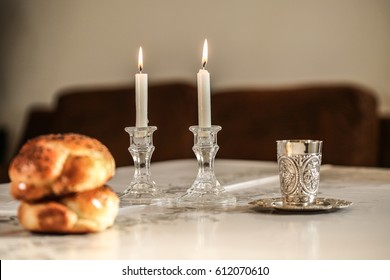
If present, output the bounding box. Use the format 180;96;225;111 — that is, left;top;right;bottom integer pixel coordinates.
1;0;389;157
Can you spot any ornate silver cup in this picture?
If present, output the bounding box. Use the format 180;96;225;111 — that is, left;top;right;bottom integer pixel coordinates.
277;140;323;206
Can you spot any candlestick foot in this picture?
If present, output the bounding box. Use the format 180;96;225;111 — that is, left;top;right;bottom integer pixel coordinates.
178;181;236;206
119;181;163;206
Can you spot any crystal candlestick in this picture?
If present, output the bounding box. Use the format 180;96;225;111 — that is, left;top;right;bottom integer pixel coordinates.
178;125;236;206
119;126;162;205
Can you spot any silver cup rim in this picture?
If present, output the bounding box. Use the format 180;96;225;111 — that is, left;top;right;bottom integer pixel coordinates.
277;139;323;155
276;139;322;144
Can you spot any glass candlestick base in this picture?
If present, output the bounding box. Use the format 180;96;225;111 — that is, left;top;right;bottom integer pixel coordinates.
178;125;236;206
119;126;162;206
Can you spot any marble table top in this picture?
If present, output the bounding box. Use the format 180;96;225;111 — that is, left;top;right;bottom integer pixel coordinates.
1;159;389;260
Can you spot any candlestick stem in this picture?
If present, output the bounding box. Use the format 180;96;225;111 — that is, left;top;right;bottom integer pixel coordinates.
178;125;236;206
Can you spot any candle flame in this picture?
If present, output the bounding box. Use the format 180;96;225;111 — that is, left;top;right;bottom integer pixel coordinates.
138;46;143;72
202;39;208;69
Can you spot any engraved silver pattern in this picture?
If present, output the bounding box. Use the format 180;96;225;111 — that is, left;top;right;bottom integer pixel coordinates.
278;153;321;205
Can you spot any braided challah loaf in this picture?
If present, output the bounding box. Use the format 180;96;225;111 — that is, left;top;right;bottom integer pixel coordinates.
9;133;119;233
9;133;115;202
18;185;119;233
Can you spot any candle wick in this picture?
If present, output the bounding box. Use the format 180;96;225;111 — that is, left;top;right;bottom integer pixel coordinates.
202;61;206;70
139;66;143;73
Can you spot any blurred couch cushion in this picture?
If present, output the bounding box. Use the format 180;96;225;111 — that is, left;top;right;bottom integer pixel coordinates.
18;82;197;168
213;84;379;166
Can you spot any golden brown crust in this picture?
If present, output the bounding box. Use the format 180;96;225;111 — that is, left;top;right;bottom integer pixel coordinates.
18;201;78;233
11;181;52;202
18;186;119;233
9;133;115;201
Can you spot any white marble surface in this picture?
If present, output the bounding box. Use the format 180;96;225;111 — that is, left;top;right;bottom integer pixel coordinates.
0;159;389;260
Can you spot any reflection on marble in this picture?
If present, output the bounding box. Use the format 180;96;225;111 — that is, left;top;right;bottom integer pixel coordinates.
0;159;390;259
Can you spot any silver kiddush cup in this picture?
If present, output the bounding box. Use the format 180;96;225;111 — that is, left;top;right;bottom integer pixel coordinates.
277;140;323;206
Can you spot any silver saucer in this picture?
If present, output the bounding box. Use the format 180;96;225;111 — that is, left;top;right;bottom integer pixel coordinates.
249;197;352;212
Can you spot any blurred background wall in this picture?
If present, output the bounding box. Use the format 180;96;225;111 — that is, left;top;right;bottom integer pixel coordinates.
0;0;389;158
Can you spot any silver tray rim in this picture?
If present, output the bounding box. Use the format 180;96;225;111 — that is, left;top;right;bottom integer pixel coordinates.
249;197;353;212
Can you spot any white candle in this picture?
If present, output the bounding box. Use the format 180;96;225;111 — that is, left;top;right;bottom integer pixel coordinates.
197;39;211;128
135;46;148;127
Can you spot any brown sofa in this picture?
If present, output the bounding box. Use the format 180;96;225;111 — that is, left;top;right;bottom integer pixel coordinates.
1;81;387;183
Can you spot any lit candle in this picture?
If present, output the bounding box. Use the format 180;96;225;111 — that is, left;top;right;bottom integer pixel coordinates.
197;39;211;128
135;46;148;127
